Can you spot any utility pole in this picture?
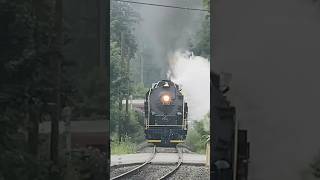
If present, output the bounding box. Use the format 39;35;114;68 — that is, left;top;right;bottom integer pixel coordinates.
62;105;72;179
118;32;124;143
51;0;63;165
63;106;72;158
130;95;133;110
140;52;143;84
118;85;122;143
125;52;129;114
125;48;130;141
28;0;40;160
98;1;108;179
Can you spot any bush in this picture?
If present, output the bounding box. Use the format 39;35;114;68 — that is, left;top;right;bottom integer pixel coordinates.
186;127;207;154
64;147;107;180
185;113;210;154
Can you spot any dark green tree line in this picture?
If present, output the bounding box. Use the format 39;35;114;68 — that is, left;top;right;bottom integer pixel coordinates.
0;0;106;179
188;0;210;59
110;1;145;143
0;0;65;179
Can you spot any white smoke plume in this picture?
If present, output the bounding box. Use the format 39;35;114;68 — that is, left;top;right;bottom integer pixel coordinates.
167;50;210;121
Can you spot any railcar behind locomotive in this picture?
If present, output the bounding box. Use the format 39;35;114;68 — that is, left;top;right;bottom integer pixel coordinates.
144;80;188;146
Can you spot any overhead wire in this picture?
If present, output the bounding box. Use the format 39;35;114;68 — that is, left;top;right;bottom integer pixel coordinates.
112;0;210;12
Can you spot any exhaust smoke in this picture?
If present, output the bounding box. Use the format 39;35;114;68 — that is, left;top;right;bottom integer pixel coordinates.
167;50;210;121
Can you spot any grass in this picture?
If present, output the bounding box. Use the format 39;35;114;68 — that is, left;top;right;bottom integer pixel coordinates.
111;141;137;155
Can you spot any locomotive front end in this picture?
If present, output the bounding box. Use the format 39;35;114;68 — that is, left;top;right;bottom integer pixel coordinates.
144;80;188;146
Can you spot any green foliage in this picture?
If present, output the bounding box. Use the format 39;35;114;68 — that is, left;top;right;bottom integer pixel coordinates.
110;41;122;83
0;149;55;180
186;113;210;154
0;1;81;179
203;0;210;11
71;66;107;120
1;0;108;179
186;128;206;154
0;1;59;179
110;41;126;103
111;140;137;155
111;1;140;58
127;110;145;143
131;82;148;99
190;17;210;59
138;46;163;86
188;0;210;59
63;148;106;180
110;108;145;143
110;1;145;145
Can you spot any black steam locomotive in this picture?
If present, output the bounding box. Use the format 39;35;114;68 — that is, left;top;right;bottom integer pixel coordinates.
144;80;188;146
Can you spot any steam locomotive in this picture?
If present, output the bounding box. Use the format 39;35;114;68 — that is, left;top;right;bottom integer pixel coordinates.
144;80;188;146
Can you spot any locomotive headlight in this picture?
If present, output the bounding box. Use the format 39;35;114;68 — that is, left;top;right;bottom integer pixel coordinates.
161;94;171;104
163;95;170;102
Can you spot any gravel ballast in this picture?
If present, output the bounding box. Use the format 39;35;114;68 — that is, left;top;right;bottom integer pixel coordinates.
110;164;210;180
110;164;140;178
126;164;176;180
168;165;210;180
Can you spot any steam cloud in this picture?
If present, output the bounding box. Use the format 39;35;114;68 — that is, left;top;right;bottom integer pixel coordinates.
167;51;210;121
133;0;205;80
214;0;320;179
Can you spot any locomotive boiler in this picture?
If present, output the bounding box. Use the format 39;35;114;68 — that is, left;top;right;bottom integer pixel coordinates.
144;80;188;146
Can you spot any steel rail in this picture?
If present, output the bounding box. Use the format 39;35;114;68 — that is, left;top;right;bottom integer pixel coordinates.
110;145;156;180
158;146;183;180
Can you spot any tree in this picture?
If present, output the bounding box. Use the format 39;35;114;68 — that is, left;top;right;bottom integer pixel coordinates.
0;0;76;179
189;0;210;59
0;0;61;179
110;1;142;142
203;0;210;11
186;113;210;153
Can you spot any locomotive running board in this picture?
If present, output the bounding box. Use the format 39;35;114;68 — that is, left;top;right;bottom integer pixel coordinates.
170;140;184;143
146;140;184;143
147;140;161;143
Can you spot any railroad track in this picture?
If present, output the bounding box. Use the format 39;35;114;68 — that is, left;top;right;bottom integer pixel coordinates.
110;146;183;180
159;146;183;180
111;145;156;180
